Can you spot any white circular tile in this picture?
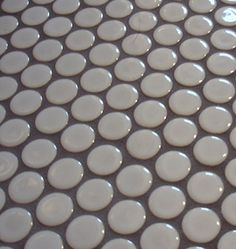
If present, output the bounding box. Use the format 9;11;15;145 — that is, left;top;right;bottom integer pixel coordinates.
89;43;120;66
98;112;131;140
0;105;6;124
71;95;104;122
184;15;213;36
21;64;52;88
199;106;232;134
225;159;236;187
87;144;122;176
148;48;177;70
187;171;224;204
230;127;236;149
160;2;188;22
215;7;236;26
218;231;236;249
0;188;6;211
84;0;108;6
182;208;221;243
126;129;161;159
108;200;145;234
141;73;173;98
153;24;183;46
0;119;30;147
163;118;198;147
32;0;54;4
0;15;18;35
102;239;136;249
0;76;17;101
1;0;28;13
66;30;95;51
203;78;235;103
106;0;133;18
193;136;228;166
97;20;126;41
189;0;216;13
37;193;73;226
149;186;186;219
155;151;191;182
106;84;138;110
61;124;95;152
207;52;236;76
114;57;145;82
211;29;236;50
48;158;83;190
22;139;57;169
80;68;112;93
35;106;68;134
221;0;236;3
75;7;103;27
169;89;201;116
174;62;205;86
0;51;29;74
46;79;78;105
25;231;63;249
76;179;113;211
0;151;18;182
129;11;157;32
140;223;180;249
53;0;80;15
55;53;86;76
43;17;72;37
222;193;236;226
8;171;44;204
21;6;49;26
33;39;63;62
134;100;167;128
66;215;104;249
135;0;162;9
0;208;32;243
116;164;152;197
0;38;8;56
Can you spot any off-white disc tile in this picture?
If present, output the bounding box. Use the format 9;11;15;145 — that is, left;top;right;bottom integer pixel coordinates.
211;29;236;50
218;231;236;249
0;38;8;56
129;11;157;31
160;2;188;22
0;77;17;101
0;105;6;124
53;0;80;14
215;7;236;26
222;193;236;226
135;0;162;9
189;0;216;13
102;239;136;249
0;15;18;35
21;6;49;26
0;188;5;211
106;0;133;18
225;159;236;187
0;151;18;182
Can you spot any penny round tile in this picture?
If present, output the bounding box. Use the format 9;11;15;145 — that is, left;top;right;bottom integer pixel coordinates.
160;2;188;22
0;15;18;35
218;231;236;249
21;6;49;26
0;151;18;182
135;0;162;9
222;193;236;226
0;188;6;211
1;0;28;14
52;0;80;15
106;0;133;18
0;105;6;124
75;7;103;27
102;239;137;249
214;7;236;26
189;0;216;13
84;0;109;6
0;76;18;101
225;159;236;187
211;29;236;50
0;38;8;56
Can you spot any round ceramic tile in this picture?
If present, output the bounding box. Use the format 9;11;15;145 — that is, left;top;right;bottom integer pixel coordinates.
36;193;73;226
114;57;145;82
135;0;162;9
141;73;173;98
108;200;146;234
21;6;49;26
211;29;236;50
134;100;167;128
0;51;29;74
148;186;186;219
160;2;188;22
155;151;191;182
87;144;122;176
25;231;63;249
116;164;152;197
8;171;44;204
106;84;138;110
187;171;224;204
126;129;161;160
22;139;57;168
221;0;236;3
1;0;28;13
80;68;112;93
106;0;133;18
102;239;137;249
55;53;86;76
222;193;236;226
48;158;83;190
199;106;232;134
74;7;103;27
0;38;8;56
98;112;131;140
193;136;228;166
182;208;221;243
0;188;6;211
0;119;30;147
163;118;198;147
0;105;6;124
0;76;18;101
46;79;78;105
71;95;104;122
97;20;126;41
53;0;80;15
61;124;95;152
32;0;54;4
0;15;18;35
230;127;236;149
89;43;120;66
66;30;95;51
0;151;18;182
140;223;180;249
174;62;205;86
76;179;113;211
169;89;202;116
0;208;32;243
218;231;236;249
153;24;183;46
84;0;109;6
214;7;236;26
203;78;235;103
35;106;68;134
66;215;105;249
189;0;216;13
225;159;236;187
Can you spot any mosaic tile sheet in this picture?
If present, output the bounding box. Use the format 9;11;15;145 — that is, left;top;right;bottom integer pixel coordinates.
0;0;236;248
